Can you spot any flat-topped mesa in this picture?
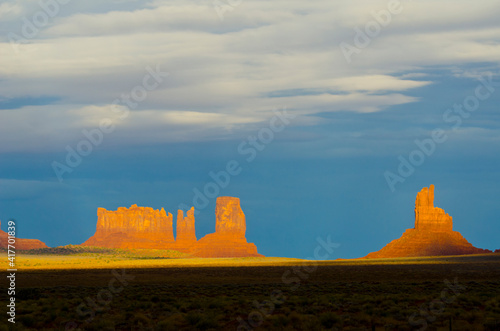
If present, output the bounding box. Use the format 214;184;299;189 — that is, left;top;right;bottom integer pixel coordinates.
192;196;262;258
82;204;175;248
96;204;174;241
414;185;453;232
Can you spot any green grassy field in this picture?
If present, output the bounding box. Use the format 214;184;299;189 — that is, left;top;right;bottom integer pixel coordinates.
1;251;500;330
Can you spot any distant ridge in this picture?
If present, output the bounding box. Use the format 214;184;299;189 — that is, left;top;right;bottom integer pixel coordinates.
0;220;47;250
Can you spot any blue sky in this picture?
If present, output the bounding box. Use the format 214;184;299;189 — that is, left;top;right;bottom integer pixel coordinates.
1;0;499;259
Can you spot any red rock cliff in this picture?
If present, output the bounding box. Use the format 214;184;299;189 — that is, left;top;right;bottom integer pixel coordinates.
175;207;197;252
215;196;246;238
191;197;262;258
81;198;263;257
415;185;453;232
0;220;48;250
363;185;490;259
82;204;175;249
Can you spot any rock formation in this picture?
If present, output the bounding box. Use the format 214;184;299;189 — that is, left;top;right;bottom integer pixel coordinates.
215;196;246;238
82;204;175;249
175;207;197;252
414;185;453;232
81;197;263;257
0;220;48;250
363;185;490;259
192;197;262;257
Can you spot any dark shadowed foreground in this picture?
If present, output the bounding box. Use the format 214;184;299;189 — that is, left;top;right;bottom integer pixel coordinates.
1;254;500;330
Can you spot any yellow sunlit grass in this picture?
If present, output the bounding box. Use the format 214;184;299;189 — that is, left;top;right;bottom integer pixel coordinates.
2;254;304;270
2;251;498;270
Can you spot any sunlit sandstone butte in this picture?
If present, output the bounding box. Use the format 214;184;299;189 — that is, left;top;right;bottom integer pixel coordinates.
363;185;490;258
82;197;262;258
0;220;48;250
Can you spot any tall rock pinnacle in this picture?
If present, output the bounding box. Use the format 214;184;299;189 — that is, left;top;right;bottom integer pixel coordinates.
176;207;197;242
363;185;490;258
191;197;262;257
174;207;197;252
414;184;453;232
215;197;246;238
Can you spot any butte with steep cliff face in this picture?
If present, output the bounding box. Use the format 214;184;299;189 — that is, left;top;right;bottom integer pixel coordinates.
191;197;261;257
363;185;490;258
82;196;263;257
82;205;175;249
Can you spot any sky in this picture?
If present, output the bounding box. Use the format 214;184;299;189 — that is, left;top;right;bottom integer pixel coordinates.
0;0;499;259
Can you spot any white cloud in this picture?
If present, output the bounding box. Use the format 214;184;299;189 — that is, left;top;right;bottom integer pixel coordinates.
1;0;499;152
329;75;430;92
0;104;269;152
0;3;23;20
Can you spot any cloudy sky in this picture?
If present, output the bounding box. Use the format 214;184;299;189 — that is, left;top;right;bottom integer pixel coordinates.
1;0;499;258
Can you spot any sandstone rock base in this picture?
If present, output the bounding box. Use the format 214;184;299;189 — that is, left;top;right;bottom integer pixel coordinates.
364;228;488;258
